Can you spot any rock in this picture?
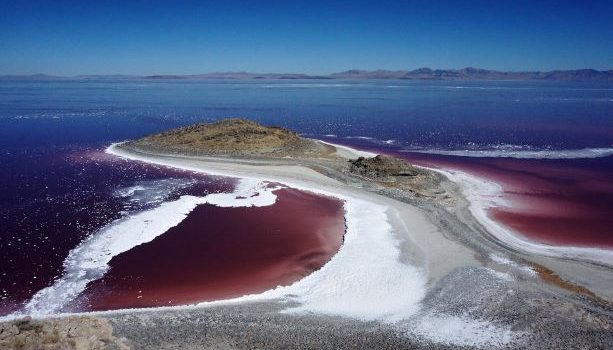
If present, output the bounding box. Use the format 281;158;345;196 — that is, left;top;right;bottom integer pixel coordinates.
348;155;420;178
0;316;129;350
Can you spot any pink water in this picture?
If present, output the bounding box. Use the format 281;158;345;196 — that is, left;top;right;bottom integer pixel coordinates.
72;188;346;311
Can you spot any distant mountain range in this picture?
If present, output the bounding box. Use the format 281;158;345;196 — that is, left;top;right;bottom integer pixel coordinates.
2;68;612;81
330;68;613;81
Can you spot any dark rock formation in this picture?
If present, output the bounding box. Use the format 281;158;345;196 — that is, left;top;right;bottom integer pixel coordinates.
348;155;421;178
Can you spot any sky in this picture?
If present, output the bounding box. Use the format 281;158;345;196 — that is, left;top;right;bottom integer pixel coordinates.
1;0;612;75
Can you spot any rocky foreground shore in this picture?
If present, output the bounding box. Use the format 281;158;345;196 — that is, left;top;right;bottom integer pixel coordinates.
0;316;128;350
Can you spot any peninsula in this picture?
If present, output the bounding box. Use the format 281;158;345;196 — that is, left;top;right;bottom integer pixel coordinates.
3;119;611;350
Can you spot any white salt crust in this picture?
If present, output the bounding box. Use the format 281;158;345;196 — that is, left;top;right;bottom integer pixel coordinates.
404;147;613;159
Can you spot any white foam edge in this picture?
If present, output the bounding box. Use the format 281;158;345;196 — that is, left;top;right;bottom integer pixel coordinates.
424;166;613;267
403;147;613;159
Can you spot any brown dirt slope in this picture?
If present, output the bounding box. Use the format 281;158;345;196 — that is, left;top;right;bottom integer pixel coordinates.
127;118;332;158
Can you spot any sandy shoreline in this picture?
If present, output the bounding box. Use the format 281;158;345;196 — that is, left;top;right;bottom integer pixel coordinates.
3;140;611;349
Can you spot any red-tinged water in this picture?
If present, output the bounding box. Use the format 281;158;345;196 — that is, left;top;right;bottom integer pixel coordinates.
324;138;613;249
73;188;345;311
0;147;235;316
401;153;613;248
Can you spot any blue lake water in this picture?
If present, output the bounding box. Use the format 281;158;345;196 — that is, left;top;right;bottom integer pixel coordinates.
1;79;611;149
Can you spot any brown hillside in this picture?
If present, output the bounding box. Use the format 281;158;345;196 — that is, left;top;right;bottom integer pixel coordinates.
126;118;331;158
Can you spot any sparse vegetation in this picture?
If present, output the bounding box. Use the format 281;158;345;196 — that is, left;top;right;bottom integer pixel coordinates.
126;118;333;158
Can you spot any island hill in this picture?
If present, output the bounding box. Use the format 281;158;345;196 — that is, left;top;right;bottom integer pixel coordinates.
120;118;447;201
127;118;331;158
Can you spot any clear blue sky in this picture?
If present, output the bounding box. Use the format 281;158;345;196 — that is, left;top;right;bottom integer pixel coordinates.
1;0;612;75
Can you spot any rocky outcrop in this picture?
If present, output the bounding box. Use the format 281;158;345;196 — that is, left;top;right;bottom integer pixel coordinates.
346;155;451;202
348;155;422;179
0;316;129;350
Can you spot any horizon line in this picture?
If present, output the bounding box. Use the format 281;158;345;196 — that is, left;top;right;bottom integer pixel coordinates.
1;66;613;78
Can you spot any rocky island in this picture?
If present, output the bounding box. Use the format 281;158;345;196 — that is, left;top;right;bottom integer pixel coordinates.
119;118;451;202
124;118;330;158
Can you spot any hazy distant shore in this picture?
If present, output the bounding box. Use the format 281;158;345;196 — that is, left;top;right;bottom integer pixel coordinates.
2;67;613;81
